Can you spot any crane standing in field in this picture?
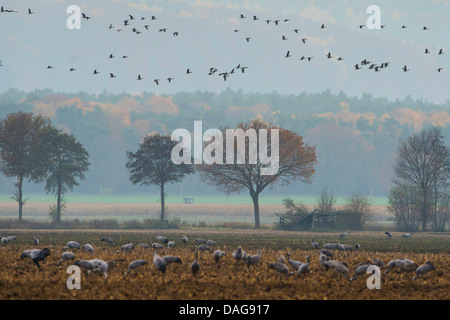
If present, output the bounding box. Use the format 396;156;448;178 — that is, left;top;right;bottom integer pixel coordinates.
101;237;115;246
58;252;75;265
181;235;188;246
311;239;320;249
125;260;148;275
247;248;262;268
412;262;436;281
20;248;51;268
214;250;226;264
191;249;200;277
117;243;134;254
153;250;167;274
64;241;81;250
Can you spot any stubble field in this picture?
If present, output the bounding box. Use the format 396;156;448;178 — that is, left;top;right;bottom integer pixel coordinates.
0;229;448;300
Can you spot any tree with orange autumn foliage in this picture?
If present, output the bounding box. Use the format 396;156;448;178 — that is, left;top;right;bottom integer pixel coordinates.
198;119;317;229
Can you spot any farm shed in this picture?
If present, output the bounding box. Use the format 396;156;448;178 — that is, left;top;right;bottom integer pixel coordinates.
183;197;194;204
276;209;356;230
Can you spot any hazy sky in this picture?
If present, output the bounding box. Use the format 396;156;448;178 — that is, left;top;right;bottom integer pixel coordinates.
0;0;449;103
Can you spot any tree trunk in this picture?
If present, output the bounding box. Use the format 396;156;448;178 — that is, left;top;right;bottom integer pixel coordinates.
18;175;23;222
56;179;62;224
251;193;261;229
422;190;427;232
160;183;165;222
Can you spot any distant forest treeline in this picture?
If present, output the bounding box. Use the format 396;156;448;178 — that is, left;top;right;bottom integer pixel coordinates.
0;88;449;197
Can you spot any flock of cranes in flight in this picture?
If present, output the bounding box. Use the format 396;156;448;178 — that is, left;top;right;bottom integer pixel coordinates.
0;4;447;89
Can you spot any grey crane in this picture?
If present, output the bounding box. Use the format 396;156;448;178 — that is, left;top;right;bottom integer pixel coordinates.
191;250;200;277
384;258;415;275
82;243;94;253
117;243;134;254
125;260;147;275
320;249;334;260
232;246;244;263
350;263;372;281
297;261;310;277
195;238;207;244
214;250;226;264
74;259;95;273
63;241;81;250
268;262;293;277
196;245;210;253
20;248;50;268
287;253;309;270
412;262;435;281
153;250;167;274
89;259;117;279
398;262;419;274
323;243;340;250
323;260;350;280
167;241;176;248
402;233;412;238
0;236;16;246
247;249;262;268
156;235;169;244
151;242;164;250
101;237;115;246
58;252;75;265
163;255;182;265
311;239;320;249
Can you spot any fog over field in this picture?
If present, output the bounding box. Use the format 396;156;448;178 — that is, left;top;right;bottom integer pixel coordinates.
0;1;449;307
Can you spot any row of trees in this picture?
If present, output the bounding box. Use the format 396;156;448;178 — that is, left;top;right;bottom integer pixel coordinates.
0;113;317;229
0;111;448;231
126;119;317;229
3;88;448;197
0;112;90;223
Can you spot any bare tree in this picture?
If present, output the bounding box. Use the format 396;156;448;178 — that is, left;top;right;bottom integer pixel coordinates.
393;126;449;231
344;191;372;229
388;183;422;232
282;197;309;216
430;180;449;232
315;186;336;212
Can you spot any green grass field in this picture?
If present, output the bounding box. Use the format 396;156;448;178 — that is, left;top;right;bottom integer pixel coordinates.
0;193;391;229
0;193;389;205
